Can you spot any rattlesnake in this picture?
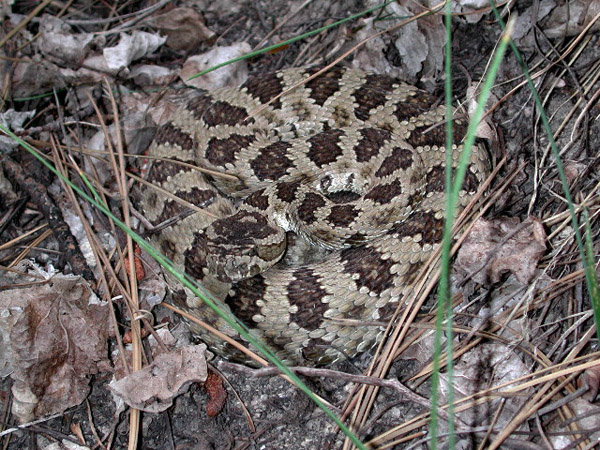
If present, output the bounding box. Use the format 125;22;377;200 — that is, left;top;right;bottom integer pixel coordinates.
140;66;491;365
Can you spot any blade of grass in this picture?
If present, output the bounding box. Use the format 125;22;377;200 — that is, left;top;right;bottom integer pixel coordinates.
433;1;457;448
428;14;514;450
0;128;367;450
583;210;600;339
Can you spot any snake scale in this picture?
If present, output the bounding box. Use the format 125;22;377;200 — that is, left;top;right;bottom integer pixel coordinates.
139;66;491;365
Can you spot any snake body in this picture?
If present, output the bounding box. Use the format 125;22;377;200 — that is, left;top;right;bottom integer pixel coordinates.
140;66;490;365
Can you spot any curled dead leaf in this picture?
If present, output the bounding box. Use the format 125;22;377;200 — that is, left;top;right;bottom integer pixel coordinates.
108;344;208;413
456;217;547;286
103;31;166;71
579;365;600;402
180;43;251;90
361;2;445;82
37;15;97;68
1;275;110;422
442;343;531;429
466;84;497;141
147;7;215;51
564;162;587;184
544;0;600;38
204;371;227;417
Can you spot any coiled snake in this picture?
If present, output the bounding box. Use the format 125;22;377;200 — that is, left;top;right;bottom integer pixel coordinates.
140;66;490;365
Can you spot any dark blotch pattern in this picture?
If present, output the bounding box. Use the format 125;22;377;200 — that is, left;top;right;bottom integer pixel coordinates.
353;74;397;121
392;210;444;244
184;232;208;280
406;123;446;148
340;246;395;295
400;261;423;286
327;205;359;227
153;122;194;150
364;180;404;204
451;119;468;144
276;180;302;203
406;118;467;149
242;72;283;110
187;93;214;120
406;190;425;209
305;67;343;106
376;147;414;177
156;187;216;224
297;193;326;223
345;232;367;245
355;128;392;162
249;142;294;180
205;134;256;166
463;169;480;193
202;101;252;127
147;157;196;185
225;275;267;327
423;165;445;194
326;191;361;203
287;269;328;330
393;90;438;123
319;174;333;191
307;129;345;167
376;300;402;323
331;104;352;126
210;211;277;246
244;188;269;210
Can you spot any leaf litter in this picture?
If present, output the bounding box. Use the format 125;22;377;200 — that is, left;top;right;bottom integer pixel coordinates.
0;0;598;448
0;267;110;423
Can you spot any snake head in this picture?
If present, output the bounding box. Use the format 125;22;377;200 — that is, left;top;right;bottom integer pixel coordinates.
201;210;286;283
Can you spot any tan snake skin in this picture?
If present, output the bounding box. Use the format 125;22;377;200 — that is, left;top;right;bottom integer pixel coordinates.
139;66;491;365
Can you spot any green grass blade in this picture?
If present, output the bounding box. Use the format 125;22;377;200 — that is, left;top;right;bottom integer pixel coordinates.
583;211;600;341
429;14;514;449
0;126;367;449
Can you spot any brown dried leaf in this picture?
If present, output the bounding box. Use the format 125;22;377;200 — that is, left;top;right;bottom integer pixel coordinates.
544;0;600;38
204;371;227;417
147;7;215;51
44;440;90;450
108;344;208;413
564;162;587;184
129;64;174;87
579;365;600;402
103;31;166;71
512;0;556;41
451;0;489;23
441;343;531;429
0;289;29;377
355;1;445;82
3;275;110;422
37;15;96;68
12;58;66;98
180;43;251;90
549;398;600;447
456;217;547;285
466;84;497;141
